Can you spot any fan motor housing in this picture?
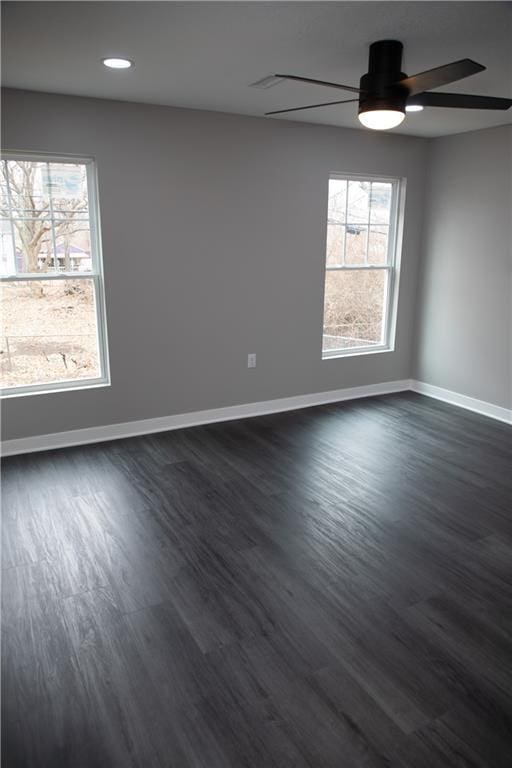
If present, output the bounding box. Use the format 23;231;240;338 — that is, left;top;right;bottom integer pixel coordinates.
358;39;409;114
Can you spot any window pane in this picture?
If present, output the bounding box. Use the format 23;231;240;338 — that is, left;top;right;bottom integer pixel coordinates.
55;226;92;272
347;180;370;223
370;182;392;224
1;279;101;390
327;179;347;223
326;223;345;266
323;269;387;352
7;217;56;274
3;161;50;217
0;220;16;276
368;224;389;265
345;224;368;265
1;173;10;212
46;163;89;218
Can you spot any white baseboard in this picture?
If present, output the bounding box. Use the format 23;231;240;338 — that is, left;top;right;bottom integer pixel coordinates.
411;380;512;425
3;377;509;457
1;379;412;457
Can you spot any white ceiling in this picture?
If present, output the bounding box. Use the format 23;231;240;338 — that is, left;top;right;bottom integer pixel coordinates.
2;1;512;138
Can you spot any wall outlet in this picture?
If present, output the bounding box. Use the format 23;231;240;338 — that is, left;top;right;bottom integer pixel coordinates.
247;353;256;368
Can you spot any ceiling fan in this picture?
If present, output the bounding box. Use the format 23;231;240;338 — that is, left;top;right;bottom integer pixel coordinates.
265;40;512;130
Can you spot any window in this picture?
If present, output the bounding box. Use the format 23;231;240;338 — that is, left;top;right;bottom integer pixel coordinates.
322;174;404;358
0;153;109;396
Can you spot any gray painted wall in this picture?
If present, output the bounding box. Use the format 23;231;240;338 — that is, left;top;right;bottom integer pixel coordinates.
414;125;512;410
1;88;429;441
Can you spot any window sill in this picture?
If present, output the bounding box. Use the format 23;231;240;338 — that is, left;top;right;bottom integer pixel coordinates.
322;345;393;360
1;378;111;399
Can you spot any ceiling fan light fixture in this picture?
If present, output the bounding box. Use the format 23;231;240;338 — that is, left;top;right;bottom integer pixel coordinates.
264;40;509;124
358;107;405;130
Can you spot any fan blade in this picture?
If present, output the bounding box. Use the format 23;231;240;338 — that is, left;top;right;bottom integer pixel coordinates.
275;74;363;94
398;59;485;96
266;98;358;116
411;91;512;110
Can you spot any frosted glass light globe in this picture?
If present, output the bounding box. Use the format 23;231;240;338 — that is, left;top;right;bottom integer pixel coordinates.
358;109;405;130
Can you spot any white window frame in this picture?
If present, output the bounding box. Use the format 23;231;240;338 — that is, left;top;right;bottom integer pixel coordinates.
1;151;110;398
321;172;406;360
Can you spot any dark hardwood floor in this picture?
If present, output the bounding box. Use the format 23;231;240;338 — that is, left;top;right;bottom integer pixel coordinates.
2;391;512;768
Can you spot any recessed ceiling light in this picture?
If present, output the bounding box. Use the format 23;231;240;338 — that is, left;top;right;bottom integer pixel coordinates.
102;57;133;70
406;104;424;113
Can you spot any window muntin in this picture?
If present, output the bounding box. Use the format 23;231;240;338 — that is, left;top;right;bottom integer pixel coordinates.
0;153;109;396
322;174;402;358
